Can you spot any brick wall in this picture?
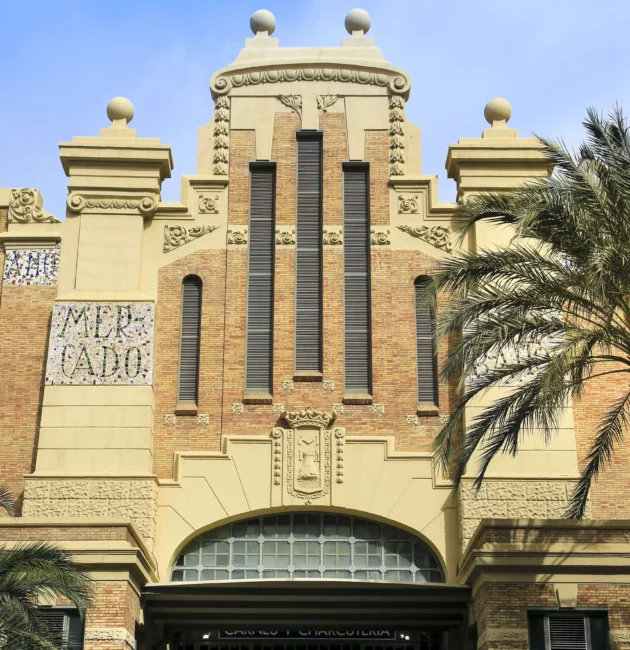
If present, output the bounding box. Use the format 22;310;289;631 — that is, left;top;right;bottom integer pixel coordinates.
0;285;56;513
83;581;139;650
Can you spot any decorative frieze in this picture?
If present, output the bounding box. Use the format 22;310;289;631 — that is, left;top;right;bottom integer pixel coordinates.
370;229;390;245
227;228;248;245
198;193;220;214
389;96;406;176
213;96;230;175
45;302;154;386
397;224;453;252
275;229;296;245
278;94;302;118
3;247;59;286
323;229;343;245
398;193;419;214
163;224;220;253
317;94;340;113
334;428;345;483
9;188;60;223
66;193;158;216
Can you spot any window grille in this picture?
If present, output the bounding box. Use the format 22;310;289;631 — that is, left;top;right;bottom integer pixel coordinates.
295;132;323;373
171;513;443;583
178;276;202;403
528;611;608;650
414;276;438;405
36;607;84;650
343;164;372;393
246;164;276;392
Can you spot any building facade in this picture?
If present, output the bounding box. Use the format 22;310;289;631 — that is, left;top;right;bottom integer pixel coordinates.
1;8;629;650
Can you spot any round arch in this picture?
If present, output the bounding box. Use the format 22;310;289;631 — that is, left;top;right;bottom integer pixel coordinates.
169;510;444;584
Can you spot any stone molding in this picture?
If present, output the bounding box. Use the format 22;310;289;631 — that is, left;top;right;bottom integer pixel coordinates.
210;66;411;99
66;193;158;217
389;95;405;176
163;224;220;253
477;628;528;647
397;224;453;252
212;96;230;175
9;188;60;223
84;628;135;648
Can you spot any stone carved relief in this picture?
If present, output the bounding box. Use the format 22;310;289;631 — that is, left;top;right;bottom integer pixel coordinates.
9;188;60;223
406;415;419;427
163;224;220;253
287;428;331;501
3;248;60;286
271;403;284;415
232;403;244;415
282;406;336;429
197;414;210;426
323;380;334;393
398;193;419;214
334;428;345;484
213;96;230;175
227;229;248;245
332;403;344;416
164;414;176;427
278;94;302;118
389;95;406;176
397;224;453;252
373;403;385;416
439;415;449;426
271;428;283;486
317;94;340;113
282;379;294;394
66;193;158;216
211;68;411;98
323;229;343;245
275;229;296;245
370;229;390;245
199;194;219;214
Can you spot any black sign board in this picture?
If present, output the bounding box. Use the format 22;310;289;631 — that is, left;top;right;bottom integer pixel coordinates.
218;631;398;640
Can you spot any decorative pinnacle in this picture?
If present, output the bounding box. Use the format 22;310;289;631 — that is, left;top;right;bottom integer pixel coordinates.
106;96;134;127
345;8;371;35
250;9;276;36
484;97;512;127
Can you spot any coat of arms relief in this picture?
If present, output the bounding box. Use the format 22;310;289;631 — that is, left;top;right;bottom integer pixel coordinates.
271;406;344;504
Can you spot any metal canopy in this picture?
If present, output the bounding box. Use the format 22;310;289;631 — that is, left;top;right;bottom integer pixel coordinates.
142;580;471;631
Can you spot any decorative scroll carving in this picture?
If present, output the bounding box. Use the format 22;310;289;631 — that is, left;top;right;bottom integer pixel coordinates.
272;403;284;415
278;94;302;117
199;194;219;214
232;403;244;415
406;415;419;427
439;415;449;426
227;229;248;245
271;428;283;486
323;380;334;393
370;229;390;245
332;403;344;416
282;406;336;429
282;379;294;394
213;96;230;175
373;403;385;416
163;224;219;253
286;428;331;500
323;229;343;245
397;224;453;252
164;414;176;427
211;68;411;99
66;193;158;216
398;193;419;214
389;96;406;176
334;428;345;484
317;94;340;113
275;229;295;245
9;189;60;223
197;414;210;426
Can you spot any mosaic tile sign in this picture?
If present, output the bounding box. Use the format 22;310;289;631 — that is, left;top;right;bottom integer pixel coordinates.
3;248;60;286
45;303;154;385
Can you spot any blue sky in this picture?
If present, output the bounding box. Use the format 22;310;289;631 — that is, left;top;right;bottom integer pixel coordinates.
1;0;629;218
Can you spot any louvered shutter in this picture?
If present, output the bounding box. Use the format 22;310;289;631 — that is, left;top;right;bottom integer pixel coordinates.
178;276;202;403
343;165;372;393
295;133;323;372
415;277;438;405
548;615;587;650
37;609;66;646
246;164;276;392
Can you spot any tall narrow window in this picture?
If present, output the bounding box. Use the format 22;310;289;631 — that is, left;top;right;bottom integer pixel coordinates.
295;132;323;374
245;163;276;393
415;276;438;405
178;275;202;404
343;164;372;394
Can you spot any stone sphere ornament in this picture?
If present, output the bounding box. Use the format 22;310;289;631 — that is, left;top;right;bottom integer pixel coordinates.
250;9;276;35
106;96;134;125
345;8;371;35
484;97;512;125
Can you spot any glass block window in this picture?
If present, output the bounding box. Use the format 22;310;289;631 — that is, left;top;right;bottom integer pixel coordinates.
171;513;444;583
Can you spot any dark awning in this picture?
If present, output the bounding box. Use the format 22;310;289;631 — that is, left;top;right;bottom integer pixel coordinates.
142;580;471;631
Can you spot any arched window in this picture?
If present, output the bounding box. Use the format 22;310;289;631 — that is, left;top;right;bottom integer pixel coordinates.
171;513;443;583
415;276;438;405
178;275;202;403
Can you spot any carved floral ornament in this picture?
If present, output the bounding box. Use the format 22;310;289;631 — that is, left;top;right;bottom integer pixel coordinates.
323;229;343;245
213;96;230;176
198;194;219;214
275;229;295;245
9;189;60;224
370;229;390;245
163;224;220;253
210;67;411;99
227;229;248;244
398;193;419;214
317;94;339;112
397;224;453;252
278;95;302;117
389;95;406;176
66;193;159;217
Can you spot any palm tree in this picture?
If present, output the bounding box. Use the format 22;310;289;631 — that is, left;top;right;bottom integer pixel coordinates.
0;484;92;649
433;106;630;519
